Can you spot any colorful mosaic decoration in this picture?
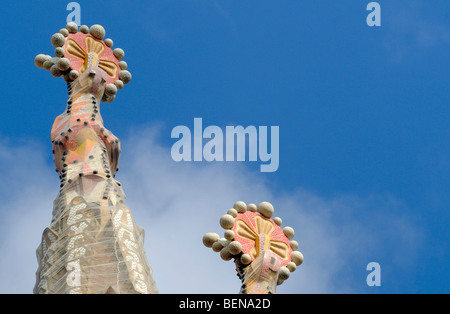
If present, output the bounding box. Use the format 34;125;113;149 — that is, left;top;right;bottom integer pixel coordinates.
203;201;303;294
33;23;157;294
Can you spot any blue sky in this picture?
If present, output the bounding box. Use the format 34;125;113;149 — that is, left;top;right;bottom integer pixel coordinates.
0;0;448;293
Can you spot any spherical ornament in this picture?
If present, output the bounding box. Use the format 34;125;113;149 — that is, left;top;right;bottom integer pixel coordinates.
257;201;274;218
57;58;71;71
227;208;238;218
50;65;61;77
69;70;79;80
54;47;65;57
287;261;297;273
247;203;257;212
291;251;304;266
224;230;235;241
289;240;299;251
43;57;58;71
202;233;219;248
220;248;232;261
34;54;48;68
62;73;72;83
283;226;295;239
113;48;125;60
43;59;54;71
59;28;69;37
233;201;247;213
89;24;105;40
119;70;132;84
66;22;78;33
104;38;113;48
102;94;116;103
278;266;290;281
119;61;128;70
104;83;117;96
51;33;66;47
220;214;235;230
273;217;282;226
228;241;242;255
212;241;223;252
79;25;89;34
114;80;124;90
240;254;252;265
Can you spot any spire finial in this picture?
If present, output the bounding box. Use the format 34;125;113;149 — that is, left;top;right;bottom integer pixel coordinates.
203;201;303;294
35;23;132;103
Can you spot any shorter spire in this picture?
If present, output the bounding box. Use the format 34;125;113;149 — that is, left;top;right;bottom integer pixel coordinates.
203;201;303;294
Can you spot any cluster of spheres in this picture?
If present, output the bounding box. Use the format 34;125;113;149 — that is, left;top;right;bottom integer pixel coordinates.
203;201;303;286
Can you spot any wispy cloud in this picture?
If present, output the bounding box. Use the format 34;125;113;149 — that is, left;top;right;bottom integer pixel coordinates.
0;126;420;293
382;1;450;61
0;138;56;293
117;125;422;293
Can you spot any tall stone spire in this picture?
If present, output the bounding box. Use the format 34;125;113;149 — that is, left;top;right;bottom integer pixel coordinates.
33;23;158;294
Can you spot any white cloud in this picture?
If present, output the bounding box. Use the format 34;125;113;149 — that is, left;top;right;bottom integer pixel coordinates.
118;125;421;293
0;127;420;293
0;138;57;293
